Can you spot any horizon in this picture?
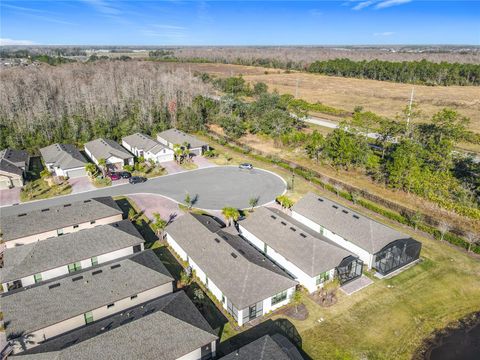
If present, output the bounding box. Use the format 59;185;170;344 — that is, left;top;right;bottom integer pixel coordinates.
1;1;479;46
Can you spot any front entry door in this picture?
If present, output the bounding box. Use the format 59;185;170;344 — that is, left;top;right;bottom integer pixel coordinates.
249;304;257;320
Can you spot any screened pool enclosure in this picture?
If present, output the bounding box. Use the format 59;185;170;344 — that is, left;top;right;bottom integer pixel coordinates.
335;256;363;285
373;238;422;275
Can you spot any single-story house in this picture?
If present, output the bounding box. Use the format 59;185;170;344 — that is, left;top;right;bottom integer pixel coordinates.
0;148;29;189
157;128;209;156
0;197;123;248
84;138;134;171
39;143;88;178
238;207;363;292
121;132;174;164
1;220;144;292
13;291;218;360
166;213;297;326
2;250;174;354
291;192;422;276
220;334;303;360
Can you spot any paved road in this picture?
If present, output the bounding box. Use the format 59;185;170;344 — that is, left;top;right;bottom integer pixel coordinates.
0;166;286;217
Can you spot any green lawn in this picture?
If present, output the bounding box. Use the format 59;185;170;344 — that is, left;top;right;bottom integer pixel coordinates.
195;133;480;359
179;161;198;170
20;178;72;201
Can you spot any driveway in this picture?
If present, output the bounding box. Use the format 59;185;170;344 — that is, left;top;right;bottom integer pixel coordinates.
128;194;184;223
162;161;183;175
0;187;21;206
68;176;96;194
0;166;286;216
192;156;216;169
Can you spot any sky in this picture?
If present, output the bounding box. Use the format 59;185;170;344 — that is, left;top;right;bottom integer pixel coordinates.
1;0;479;46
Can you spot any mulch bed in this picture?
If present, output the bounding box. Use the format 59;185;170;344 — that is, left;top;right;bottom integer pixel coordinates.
310;292;338;307
278;303;309;320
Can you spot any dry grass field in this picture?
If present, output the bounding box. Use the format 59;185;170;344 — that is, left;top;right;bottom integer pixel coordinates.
170;63;480;132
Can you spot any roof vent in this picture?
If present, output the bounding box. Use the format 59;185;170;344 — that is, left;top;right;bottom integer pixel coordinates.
111;264;121;269
84;200;91;203
92;270;103;275
353;214;360;219
214;238;220;243
280;221;287;226
72;276;83;282
17;213;27;217
238;249;245;255
342;210;348;214
289;227;296;232
231;253;237;258
113;223;119;227
48;283;61;289
41;208;50;212
63;204;71;207
300;233;307;238
270;215;277;220
317;198;324;202
332;205;338;209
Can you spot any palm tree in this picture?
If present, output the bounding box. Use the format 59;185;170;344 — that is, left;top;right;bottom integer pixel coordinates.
152;212;168;239
173;144;183;163
248;197;259;212
182;141;191;162
98;158;107;177
85;163;97;178
222;207;240;226
276;195;294;210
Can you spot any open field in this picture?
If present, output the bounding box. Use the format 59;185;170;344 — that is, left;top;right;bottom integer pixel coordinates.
192;135;480;359
169;63;480;132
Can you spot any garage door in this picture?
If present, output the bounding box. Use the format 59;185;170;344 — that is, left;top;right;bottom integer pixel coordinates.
0;178;11;189
190;148;202;156
156;153;174;163
66;168;87;178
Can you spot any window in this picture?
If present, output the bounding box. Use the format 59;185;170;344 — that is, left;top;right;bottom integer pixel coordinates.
34;273;42;283
73;224;79;229
315;271;330;285
91;257;98;266
57;228;64;236
84;312;94;324
90;220;96;225
130;294;138;300
107;303;114;309
205;277;209;287
133;245;142;253
263;243;267;254
68;262;82;273
271;290;288;305
222;295;225;303
8;280;23;291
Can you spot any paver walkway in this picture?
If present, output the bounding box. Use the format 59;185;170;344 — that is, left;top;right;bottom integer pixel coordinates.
128;194;184;223
340;275;373;295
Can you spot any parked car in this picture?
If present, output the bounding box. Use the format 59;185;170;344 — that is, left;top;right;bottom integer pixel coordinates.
108;172;121;181
239;163;253;170
129;176;147;184
119;171;131;179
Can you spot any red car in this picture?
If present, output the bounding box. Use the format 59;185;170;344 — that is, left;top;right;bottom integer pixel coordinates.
108;172;121;181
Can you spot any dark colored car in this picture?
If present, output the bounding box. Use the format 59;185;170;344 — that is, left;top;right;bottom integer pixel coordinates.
108;172;121;181
129;176;147;184
239;163;253;170
119;171;131;179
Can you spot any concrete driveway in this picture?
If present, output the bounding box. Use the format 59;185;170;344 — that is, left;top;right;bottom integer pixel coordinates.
161;161;183;175
0;187;21;206
192;156;216;169
128;194;184;223
0;166;286;216
69;177;96;194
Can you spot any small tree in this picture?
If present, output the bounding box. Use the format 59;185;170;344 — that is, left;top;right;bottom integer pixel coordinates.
184;192;193;210
151;212;168;239
98;158;107;176
465;232;477;253
409;211;423;231
179;269;192;286
350;191;360;205
291;289;302;313
438;220;450;242
85;163;97;178
248;197;259;212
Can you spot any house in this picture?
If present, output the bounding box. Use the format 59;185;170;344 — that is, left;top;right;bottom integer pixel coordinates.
39;143;88;178
84;138;134;170
220;334;304;360
157;128;209;156
166;213;297;326
1;220;144;292
0;197;123;248
2;250;174;353
122;132;174;163
291;192;422;276
13;291;218;360
238;207;363;292
0;148;29;189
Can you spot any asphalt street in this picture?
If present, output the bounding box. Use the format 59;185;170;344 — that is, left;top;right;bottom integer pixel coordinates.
0;166;286;217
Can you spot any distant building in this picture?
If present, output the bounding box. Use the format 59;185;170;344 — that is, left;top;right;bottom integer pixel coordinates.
13;291;218;360
239;207;363;292
0;197;123;248
166;213;297;326
39;143;88;178
84;138;134;170
122;132;174;163
1;220;144;292
157;128;209;156
0;148;29;189
291;192;422;276
220;334;304;360
2;250;174;354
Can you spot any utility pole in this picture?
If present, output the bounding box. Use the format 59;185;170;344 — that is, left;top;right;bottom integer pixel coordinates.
406;87;415;136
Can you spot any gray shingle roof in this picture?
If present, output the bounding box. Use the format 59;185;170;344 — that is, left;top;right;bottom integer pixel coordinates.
292;192;413;253
220;334;304;360
0;148;29;169
157;128;207;149
0;220;144;284
0;158;23;176
1;250;173;337
39;144;87;170
0;197;123;242
122;133;168;155
166;213;297;309
84;138;133;161
239;207;355;277
14;291;217;360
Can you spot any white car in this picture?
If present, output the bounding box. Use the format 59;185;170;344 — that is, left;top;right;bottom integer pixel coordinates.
239;163;253;170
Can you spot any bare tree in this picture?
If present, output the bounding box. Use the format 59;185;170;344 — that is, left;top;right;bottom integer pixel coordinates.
438;220;450;242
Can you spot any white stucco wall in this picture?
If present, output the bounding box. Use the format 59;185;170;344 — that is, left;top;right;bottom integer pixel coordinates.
292;211;374;268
